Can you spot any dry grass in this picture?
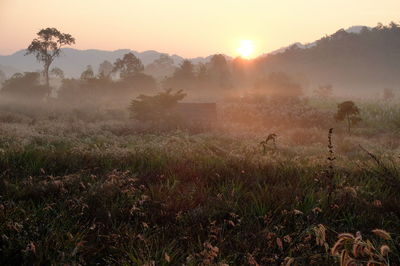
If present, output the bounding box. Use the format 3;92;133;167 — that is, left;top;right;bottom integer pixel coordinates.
0;98;399;265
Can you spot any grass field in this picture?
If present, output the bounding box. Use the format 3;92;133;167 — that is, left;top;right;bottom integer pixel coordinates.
0;99;399;265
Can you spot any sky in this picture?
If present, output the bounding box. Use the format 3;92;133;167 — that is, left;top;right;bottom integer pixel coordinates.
1;0;400;58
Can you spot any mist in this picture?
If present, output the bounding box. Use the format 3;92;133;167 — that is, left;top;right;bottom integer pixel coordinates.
1;15;400;266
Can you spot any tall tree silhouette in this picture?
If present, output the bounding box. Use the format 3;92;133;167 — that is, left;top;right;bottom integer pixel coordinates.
163;60;195;90
26;28;75;97
113;53;144;80
174;60;195;80
50;67;64;79
80;65;95;81
209;54;231;89
98;60;113;78
145;54;175;79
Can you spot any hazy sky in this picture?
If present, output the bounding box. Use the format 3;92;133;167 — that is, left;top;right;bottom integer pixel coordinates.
1;0;399;57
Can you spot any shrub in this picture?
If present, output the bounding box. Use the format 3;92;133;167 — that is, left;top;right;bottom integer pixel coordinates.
334;101;362;134
129;88;186;124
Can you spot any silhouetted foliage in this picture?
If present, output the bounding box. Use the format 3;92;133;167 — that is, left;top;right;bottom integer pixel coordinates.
57;54;156;104
334;101;362;134
145;54;176;79
196;63;209;82
209;54;232;89
163;60;196;90
25;27;75;96
129;88;186;123
151;54;175;69
80;65;95;81
50;67;64;79
113;53;144;80
1;72;47;100
162;56;233;95
58;76;115;104
58;72;156;105
173;60;195;80
98;60;113;79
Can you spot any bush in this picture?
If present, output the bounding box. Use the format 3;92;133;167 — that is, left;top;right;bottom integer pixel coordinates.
334;101;362;134
129;88;186;124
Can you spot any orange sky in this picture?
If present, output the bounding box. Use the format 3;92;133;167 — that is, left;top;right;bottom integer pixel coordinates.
1;0;400;57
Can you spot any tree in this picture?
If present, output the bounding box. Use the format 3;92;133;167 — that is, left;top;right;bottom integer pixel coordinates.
113;52;144;80
98;60;113;78
162;60;196;90
334;101;362;134
174;60;195;80
209;54;231;89
80;65;95;81
1;72;47;100
50;67;64;79
196;63;209;83
25;27;75;97
151;54;174;68
145;54;175;79
129;88;186;123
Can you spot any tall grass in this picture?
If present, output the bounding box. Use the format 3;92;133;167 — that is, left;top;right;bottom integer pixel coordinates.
0;99;399;264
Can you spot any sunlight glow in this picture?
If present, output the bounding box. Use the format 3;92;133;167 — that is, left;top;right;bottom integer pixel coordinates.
237;40;254;59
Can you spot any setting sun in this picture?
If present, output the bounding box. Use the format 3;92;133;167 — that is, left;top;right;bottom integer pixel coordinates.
237;40;254;59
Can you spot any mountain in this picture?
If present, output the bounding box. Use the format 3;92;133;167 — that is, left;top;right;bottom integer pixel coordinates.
0;49;217;78
257;23;400;95
266;26;371;56
268;42;316;55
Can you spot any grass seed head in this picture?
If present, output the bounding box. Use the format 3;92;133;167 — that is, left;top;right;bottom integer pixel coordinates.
371;229;391;240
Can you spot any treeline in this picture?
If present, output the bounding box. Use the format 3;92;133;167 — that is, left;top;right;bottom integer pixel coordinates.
0;51;304;105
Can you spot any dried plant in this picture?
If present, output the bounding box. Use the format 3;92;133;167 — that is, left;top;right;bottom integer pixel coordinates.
331;230;393;266
260;133;277;153
321;128;337;202
313;224;329;251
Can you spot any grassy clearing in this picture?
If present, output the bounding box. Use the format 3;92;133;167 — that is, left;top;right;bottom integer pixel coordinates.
0;99;400;265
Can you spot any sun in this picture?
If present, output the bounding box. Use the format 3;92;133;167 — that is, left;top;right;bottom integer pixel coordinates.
237;40;254;59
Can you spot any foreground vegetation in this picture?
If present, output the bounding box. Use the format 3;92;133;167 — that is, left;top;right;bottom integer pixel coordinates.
0;98;399;265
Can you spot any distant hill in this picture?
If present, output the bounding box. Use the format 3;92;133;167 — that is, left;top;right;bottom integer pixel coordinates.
258;24;400;95
267;26;371;56
0;49;219;78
